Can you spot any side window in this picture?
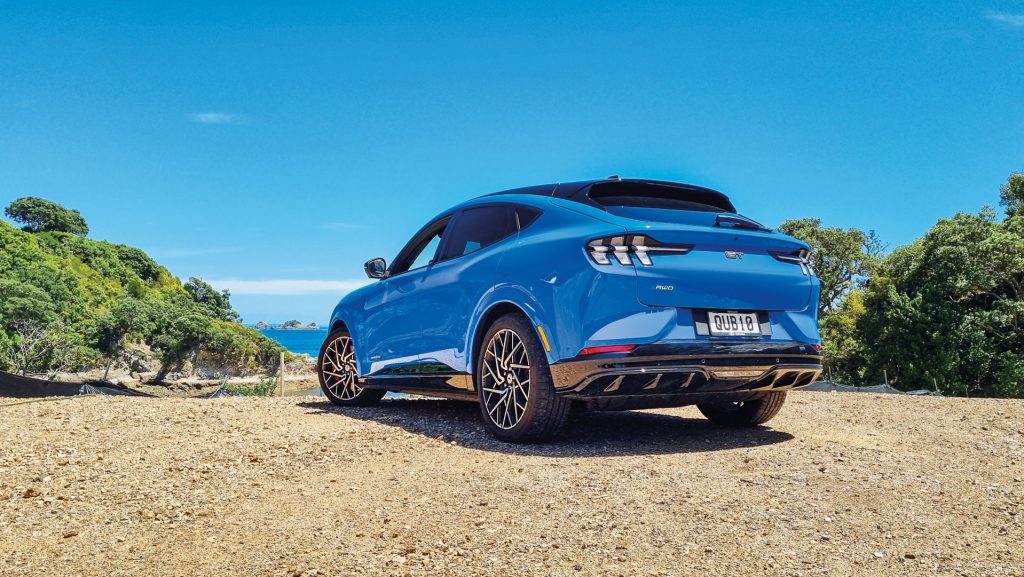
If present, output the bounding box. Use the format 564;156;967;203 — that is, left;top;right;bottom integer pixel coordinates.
408;232;442;271
439;206;517;261
390;218;449;275
516;207;541;229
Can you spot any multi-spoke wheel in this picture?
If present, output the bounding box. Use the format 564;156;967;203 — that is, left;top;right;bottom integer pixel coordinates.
481;328;532;430
697;391;787;426
476;313;570;442
317;329;385;406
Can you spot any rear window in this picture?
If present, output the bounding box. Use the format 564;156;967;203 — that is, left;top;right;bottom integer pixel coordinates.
588;182;735;213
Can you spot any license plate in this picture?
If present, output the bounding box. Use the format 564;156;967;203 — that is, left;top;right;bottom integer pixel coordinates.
708;311;762;336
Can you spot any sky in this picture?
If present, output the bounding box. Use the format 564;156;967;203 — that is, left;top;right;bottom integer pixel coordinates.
1;1;1022;323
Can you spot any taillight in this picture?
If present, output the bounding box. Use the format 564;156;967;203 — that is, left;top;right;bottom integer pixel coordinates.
586;235;692;267
578;344;637;356
770;249;814;276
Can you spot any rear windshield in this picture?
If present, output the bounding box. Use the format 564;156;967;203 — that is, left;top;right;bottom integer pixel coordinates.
588;182;735;213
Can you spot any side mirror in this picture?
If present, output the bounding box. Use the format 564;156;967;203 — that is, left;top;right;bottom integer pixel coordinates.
364;257;388;279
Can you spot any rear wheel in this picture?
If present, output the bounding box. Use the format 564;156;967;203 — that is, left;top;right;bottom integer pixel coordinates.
477;314;570;443
697;392;787;426
317;329;385;406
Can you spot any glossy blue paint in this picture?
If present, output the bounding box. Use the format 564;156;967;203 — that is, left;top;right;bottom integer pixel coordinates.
328;178;821;380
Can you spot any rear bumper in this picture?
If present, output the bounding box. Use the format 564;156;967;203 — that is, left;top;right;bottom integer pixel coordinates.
549;341;822;408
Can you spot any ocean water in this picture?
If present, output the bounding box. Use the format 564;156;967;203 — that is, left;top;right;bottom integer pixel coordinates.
258;329;329;357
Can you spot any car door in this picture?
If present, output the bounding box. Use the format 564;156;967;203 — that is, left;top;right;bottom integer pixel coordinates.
359;216;449;375
416;205;519;376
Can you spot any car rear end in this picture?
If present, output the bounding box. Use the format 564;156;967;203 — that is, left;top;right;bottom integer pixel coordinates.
542;179;822;410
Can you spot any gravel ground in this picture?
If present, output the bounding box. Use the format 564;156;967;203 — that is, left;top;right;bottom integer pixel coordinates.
1;392;1021;577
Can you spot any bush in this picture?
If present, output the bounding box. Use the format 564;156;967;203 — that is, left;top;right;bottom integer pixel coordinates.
224;377;279;397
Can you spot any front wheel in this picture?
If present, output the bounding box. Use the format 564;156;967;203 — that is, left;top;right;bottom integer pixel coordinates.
697;392;787;426
476;314;570;443
317;329;385;407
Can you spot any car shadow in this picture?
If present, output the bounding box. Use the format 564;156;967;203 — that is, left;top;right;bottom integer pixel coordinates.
296;397;793;457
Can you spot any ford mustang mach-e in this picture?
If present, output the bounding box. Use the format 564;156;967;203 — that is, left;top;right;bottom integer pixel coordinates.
318;178;821;442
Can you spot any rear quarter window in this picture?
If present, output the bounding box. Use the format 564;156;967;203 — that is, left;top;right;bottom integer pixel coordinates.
516;207;542;229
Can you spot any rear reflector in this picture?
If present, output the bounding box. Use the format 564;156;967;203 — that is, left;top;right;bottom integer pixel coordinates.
811;344;822;353
578;345;637;356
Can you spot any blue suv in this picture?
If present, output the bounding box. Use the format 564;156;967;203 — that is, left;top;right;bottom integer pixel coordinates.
318;178;822;442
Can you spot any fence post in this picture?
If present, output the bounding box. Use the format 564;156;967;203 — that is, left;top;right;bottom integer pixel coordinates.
883;369;888;386
279;351;285;397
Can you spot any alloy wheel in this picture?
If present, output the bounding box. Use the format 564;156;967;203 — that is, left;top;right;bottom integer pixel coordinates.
320;335;362;400
481;328;531;429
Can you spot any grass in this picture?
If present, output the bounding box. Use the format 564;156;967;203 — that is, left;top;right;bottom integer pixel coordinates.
223;377;279;397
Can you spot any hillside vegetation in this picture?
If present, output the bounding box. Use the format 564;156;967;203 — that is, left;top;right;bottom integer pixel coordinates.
782;172;1024;397
0;201;282;380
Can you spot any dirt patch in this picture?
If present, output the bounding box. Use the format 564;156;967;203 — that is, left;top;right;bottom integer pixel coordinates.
0;392;1021;576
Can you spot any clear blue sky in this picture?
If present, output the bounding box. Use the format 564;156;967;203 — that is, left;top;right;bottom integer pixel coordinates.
1;2;1022;323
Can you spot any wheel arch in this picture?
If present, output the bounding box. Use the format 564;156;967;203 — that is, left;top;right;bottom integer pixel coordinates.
467;293;555;377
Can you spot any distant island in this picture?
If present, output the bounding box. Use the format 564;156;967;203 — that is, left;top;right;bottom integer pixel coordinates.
266;320;320;330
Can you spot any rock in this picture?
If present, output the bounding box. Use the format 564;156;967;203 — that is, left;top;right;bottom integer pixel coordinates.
276;320;320;330
130;357;153;373
22;488;41;499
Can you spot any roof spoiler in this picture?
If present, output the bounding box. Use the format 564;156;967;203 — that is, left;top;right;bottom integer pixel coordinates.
714;214;771;232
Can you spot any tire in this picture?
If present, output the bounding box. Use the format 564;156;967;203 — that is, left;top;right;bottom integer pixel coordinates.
476;313;570;443
317;328;385;407
697;392;787;426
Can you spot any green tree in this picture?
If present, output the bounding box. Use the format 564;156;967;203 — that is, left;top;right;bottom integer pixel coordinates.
0;319;90;377
1000;172;1024;218
858;205;1024;396
778;218;882;318
94;298;153;381
4;197;89;236
114;245;161;282
184;277;240;322
0;279;58;326
819;288;869;384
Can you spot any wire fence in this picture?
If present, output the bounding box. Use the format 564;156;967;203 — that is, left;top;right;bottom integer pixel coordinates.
805;379;943;396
